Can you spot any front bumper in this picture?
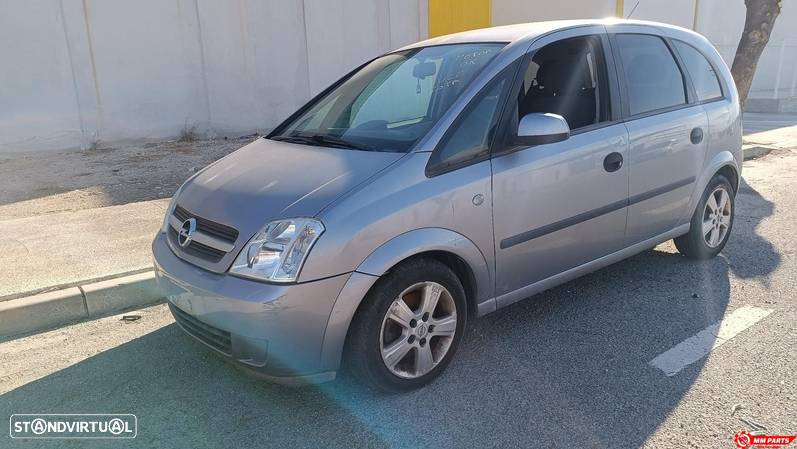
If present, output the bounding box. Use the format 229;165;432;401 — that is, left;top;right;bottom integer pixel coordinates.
152;232;351;383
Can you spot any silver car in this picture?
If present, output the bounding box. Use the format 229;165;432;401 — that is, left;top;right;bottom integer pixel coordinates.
153;19;741;392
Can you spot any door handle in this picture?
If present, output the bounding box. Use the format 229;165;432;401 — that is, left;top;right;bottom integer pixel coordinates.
603;152;623;172
690;127;704;144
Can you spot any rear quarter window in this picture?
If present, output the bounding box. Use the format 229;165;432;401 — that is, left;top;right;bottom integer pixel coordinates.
673;40;723;102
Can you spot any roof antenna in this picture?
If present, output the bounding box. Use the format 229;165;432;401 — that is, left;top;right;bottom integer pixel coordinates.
626;0;641;19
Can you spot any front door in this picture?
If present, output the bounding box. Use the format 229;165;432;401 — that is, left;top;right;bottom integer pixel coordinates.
491;29;629;305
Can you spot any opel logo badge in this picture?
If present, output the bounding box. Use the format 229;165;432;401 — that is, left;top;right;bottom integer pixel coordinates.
178;218;197;247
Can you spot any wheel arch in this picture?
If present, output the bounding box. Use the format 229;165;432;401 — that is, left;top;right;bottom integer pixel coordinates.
385;250;480;319
318;228;493;371
716;164;739;193
681;150;740;225
355;228;492;307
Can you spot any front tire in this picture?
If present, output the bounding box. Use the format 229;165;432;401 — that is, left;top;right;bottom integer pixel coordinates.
674;174;735;259
344;258;467;392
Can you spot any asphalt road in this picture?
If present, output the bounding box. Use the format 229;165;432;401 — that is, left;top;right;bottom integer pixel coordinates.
2;148;796;449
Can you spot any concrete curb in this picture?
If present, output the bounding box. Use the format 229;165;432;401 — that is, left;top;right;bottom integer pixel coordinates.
0;270;163;339
743;144;777;161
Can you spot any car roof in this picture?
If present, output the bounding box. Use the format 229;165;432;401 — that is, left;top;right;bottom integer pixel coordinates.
398;18;704;50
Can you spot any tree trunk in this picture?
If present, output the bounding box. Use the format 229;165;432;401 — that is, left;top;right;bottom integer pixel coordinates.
730;0;782;108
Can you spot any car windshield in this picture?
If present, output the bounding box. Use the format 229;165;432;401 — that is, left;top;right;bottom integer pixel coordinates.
270;43;506;152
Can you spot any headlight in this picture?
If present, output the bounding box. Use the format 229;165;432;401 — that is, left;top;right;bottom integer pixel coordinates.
229;218;324;282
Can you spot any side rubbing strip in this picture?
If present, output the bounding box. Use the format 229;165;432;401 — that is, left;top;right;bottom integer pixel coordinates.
500;199;627;249
500;176;696;250
628;176;695;206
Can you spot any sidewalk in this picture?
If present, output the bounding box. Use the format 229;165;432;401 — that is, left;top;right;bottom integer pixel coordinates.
742;112;797;150
0;136;247;337
0;199;166;298
2;114;797;339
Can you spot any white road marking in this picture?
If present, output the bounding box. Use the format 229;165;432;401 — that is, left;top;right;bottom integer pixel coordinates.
649;306;773;377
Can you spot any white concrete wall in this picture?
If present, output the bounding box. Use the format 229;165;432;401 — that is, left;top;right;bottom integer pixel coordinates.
0;0;425;152
698;0;797;100
3;0;796;153
493;0;615;24
492;0;797;102
620;0;697;29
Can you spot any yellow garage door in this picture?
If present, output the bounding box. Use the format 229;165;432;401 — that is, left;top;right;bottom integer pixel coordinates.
428;0;492;38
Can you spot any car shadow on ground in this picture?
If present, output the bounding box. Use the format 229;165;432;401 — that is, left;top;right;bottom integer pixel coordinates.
724;178;780;281
0;179;780;449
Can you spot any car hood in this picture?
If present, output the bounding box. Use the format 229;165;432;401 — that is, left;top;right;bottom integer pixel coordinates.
174;138;403;272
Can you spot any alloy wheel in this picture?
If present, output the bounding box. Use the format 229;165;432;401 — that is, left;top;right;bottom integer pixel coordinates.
703;186;732;248
379;281;457;379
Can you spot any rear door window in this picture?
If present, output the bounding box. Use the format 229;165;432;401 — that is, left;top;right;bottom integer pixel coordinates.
615;34;687;116
673;40;723;101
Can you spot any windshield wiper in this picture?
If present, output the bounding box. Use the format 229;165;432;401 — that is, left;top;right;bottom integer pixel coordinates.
271;133;373;151
309;134;374;151
270;135;315;145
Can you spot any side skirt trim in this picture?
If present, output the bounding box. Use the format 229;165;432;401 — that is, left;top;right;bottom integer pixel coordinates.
491;223;690;310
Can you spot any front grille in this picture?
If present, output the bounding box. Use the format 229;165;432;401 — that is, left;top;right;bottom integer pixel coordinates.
170;205;239;263
168;227;226;262
170;303;232;355
173;205;239;243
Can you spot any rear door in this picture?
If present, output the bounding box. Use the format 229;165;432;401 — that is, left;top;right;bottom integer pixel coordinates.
609;28;709;244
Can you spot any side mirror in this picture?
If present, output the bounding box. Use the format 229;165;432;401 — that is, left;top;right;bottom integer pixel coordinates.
514;113;570;146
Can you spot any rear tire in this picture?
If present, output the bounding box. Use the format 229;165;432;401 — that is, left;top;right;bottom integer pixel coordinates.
344;258;467;393
674;174;735;259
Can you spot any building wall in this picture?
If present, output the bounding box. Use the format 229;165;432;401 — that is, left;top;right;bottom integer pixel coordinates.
430;0;490;37
493;0;615;24
699;0;797;101
618;0;698;29
2;0;795;153
492;0;797;103
0;0;425;152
